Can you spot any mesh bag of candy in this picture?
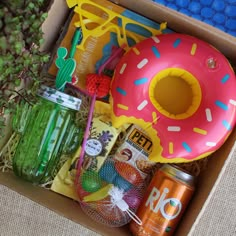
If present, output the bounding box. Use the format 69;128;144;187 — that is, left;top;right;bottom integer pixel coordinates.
76;156;149;227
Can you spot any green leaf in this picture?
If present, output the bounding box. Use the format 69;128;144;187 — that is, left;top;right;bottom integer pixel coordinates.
14;79;21;87
170;200;177;207
41;13;48;21
0;36;7;50
28;3;35;10
4;108;11;115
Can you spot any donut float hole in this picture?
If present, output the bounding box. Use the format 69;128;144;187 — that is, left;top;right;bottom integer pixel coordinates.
149;68;202;120
155;76;193;115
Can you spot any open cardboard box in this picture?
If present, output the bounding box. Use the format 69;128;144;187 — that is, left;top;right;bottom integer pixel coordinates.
1;0;236;235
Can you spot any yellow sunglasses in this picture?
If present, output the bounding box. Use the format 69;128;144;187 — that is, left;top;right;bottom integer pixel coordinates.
67;0;166;50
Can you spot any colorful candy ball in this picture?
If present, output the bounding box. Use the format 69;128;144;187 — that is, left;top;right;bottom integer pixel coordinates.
123;188;142;209
115;161;143;186
81;170;102;192
113;174;132;192
99;160;118;183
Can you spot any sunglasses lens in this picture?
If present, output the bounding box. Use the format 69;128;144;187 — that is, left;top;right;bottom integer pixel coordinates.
125;23;153;38
81;3;109;21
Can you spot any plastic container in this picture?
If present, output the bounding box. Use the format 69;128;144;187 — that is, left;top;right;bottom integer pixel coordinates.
12;85;83;184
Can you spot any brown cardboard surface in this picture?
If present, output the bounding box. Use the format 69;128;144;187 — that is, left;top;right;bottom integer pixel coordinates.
41;0;70;52
1;0;236;235
0;172;130;236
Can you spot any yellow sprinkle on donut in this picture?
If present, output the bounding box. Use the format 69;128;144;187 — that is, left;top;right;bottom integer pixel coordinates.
133;47;140;55
152;111;158;124
193;127;207;135
169;142;174;154
191;43;197;55
117;103;129;110
119;63;127;74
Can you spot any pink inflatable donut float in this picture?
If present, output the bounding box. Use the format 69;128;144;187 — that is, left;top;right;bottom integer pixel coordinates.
110;33;236;163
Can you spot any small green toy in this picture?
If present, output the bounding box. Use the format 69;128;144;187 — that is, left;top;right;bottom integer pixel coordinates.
55;28;82;91
81;170;103;193
55;47;76;91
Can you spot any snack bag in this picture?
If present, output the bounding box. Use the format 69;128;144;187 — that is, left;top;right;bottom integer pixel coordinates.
114;125;156;180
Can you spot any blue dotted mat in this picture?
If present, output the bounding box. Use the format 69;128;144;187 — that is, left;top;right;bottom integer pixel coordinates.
152;0;236;37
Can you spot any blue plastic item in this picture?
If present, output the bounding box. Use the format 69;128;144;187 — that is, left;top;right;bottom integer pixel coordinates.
152;0;236;37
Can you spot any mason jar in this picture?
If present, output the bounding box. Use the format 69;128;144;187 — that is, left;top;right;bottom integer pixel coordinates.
12;85;83;184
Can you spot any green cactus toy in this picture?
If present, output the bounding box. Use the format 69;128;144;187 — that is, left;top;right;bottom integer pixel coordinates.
55;47;76;91
55;28;82;91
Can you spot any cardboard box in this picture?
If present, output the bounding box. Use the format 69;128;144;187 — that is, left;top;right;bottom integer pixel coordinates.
1;0;236;235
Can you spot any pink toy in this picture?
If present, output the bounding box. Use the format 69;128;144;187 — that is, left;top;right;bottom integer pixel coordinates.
110;33;236;163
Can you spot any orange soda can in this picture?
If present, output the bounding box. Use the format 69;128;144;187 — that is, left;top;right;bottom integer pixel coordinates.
129;164;196;236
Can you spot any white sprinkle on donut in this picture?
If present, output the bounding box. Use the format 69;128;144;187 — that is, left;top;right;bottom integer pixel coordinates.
137;59;148;69
167;126;181;132
206;142;216;147
205;108;212;122
137;100;148;110
152;36;160;43
119;63;127;74
230;99;236;106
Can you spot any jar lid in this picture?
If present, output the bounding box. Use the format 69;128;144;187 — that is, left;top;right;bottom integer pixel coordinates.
38;85;82;111
160;164;196;187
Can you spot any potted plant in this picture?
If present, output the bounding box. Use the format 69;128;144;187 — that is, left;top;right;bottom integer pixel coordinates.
0;1;51;139
0;1;53;171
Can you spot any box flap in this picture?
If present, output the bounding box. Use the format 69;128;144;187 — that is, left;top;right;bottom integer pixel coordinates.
41;0;70;52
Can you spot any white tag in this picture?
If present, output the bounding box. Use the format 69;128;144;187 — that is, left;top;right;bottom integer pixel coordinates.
116;199;129;211
85;138;103;156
